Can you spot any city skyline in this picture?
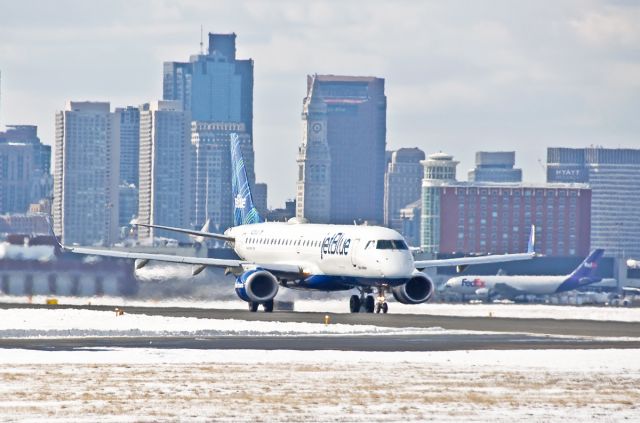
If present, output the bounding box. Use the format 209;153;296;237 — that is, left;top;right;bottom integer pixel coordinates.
1;1;639;208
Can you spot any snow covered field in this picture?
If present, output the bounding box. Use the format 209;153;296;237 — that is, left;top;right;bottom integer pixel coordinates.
2;294;640;322
0;348;638;422
0;304;638;420
0;308;458;338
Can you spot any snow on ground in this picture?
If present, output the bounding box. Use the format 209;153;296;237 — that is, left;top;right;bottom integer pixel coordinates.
0;348;638;422
2;294;640;322
296;300;640;321
0;308;465;338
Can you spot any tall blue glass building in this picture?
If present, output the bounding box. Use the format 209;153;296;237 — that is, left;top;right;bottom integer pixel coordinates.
162;33;254;137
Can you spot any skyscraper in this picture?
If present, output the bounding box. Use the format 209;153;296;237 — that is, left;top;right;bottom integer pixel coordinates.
115;106;140;186
0;143;35;214
421;153;459;252
468;151;522;183
164;32;258;232
296;76;331;222
190;121;254;231
253;182;268;217
137;101;191;241
547;147;640;258
297;74;387;224
0;125;51;214
118;182;138;229
163;33;253;136
53;102;119;245
114;107;140;229
384;147;425;236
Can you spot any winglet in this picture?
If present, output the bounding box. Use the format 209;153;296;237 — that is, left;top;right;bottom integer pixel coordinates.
45;215;67;252
527;224;536;255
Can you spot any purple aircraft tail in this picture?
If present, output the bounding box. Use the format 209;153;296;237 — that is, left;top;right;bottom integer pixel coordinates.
556;249;605;293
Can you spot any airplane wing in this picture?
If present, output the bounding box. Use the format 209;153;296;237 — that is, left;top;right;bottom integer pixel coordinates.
415;225;536;271
134;223;234;242
63;245;303;276
63;245;245;267
414;252;535;271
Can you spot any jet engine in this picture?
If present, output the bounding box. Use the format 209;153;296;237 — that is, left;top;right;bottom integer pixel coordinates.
235;269;279;303
391;273;434;304
474;287;490;299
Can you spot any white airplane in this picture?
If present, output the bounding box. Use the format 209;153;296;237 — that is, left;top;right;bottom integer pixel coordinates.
58;134;535;313
627;259;640;269
443;248;605;300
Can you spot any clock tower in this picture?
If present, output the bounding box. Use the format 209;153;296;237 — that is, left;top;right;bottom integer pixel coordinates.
296;75;331;223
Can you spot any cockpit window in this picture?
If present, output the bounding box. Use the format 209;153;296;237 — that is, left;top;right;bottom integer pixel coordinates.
376;240;408;250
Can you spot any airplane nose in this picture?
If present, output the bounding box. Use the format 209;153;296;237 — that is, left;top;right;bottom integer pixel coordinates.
379;254;413;278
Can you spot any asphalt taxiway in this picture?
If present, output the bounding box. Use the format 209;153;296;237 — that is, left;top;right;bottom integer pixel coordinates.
1;302;639;351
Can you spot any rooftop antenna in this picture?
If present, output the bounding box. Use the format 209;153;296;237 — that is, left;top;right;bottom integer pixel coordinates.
199;25;204;55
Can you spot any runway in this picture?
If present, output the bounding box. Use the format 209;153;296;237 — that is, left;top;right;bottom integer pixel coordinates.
1;302;639;351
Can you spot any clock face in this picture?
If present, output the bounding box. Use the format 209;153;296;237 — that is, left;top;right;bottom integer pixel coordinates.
311;122;322;133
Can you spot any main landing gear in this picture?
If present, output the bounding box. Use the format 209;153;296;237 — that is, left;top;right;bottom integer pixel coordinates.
248;299;274;313
349;286;388;314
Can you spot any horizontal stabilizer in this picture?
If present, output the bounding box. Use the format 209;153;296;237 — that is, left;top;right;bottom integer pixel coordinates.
135;223;234;242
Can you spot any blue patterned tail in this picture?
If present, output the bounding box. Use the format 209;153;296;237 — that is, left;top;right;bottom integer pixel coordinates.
231;133;262;226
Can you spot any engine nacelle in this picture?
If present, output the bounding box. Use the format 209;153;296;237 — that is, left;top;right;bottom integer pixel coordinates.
235;269;279;303
475;287;489;298
391;273;434;304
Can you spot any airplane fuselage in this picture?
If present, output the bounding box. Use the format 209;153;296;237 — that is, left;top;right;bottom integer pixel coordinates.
445;275;567;296
227;221;416;290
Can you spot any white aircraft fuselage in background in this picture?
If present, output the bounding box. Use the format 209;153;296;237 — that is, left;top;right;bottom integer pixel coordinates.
444;249;605;300
445;275;567;296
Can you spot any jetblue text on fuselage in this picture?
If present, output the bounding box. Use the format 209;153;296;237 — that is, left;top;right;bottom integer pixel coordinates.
321;233;351;259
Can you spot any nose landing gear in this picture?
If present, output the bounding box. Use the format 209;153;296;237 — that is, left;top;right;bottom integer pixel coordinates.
375;286;389;314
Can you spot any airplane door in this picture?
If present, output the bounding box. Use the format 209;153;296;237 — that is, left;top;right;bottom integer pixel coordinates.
350;239;360;267
296;235;304;255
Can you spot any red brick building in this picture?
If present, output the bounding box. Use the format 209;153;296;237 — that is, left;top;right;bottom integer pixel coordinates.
438;184;591;257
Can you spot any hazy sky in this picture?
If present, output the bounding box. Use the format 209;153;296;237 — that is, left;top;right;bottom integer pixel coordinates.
1;0;639;207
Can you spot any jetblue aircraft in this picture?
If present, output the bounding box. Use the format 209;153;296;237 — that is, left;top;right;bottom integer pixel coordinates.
443;248;605;300
60;135;535;313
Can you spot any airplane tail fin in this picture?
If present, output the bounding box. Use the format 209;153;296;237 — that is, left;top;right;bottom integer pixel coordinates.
568;248;605;283
527;225;536;254
230;133;262;227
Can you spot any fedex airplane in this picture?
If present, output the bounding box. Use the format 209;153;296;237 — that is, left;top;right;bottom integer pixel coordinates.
59;134;535;314
443;248;605;300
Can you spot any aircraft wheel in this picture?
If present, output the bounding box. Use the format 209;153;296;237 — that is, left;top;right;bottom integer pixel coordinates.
349;295;361;313
375;304;381;313
249;302;259;312
263;299;274;313
365;295;375;313
382;303;388;314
